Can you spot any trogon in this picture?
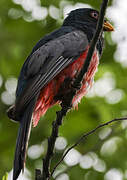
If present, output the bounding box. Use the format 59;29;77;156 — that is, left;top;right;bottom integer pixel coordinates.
7;8;114;180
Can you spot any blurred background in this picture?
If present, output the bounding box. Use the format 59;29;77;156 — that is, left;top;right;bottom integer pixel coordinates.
1;0;127;179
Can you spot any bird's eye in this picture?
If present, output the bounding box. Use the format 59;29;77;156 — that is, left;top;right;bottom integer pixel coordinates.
90;12;99;19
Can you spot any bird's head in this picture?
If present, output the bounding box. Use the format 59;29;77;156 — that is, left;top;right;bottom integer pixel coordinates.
63;8;114;33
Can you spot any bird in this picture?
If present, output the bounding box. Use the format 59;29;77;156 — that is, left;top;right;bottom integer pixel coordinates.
7;8;114;180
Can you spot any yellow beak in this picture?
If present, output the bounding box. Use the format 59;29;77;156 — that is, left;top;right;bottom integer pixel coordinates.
103;21;114;31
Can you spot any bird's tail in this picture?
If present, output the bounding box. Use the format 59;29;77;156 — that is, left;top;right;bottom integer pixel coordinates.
13;99;36;180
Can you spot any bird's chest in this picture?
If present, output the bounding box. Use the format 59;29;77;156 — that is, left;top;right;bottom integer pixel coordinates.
54;48;99;106
36;48;99;111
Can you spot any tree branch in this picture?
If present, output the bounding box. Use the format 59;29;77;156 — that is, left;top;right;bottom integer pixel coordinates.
35;0;109;179
42;109;68;180
51;117;127;176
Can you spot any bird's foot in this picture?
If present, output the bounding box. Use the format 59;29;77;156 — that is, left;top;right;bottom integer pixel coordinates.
71;80;82;91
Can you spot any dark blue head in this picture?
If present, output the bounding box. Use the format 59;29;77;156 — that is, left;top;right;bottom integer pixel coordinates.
63;8;114;55
63;8;114;34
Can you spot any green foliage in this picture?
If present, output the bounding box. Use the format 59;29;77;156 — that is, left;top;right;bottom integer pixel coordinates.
2;173;8;180
0;0;127;180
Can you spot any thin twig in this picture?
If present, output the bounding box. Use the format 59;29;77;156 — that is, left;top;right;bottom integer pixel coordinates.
42;108;68;180
51;117;127;176
38;0;109;179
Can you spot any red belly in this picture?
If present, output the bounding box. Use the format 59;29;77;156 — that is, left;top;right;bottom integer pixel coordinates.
33;48;99;127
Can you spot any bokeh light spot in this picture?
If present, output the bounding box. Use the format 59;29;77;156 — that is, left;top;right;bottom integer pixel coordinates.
28;144;44;159
56;173;69;180
105;89;124;104
104;168;123;180
87;72;115;98
80;154;93;169
1;91;15;105
99;127;112;140
32;6;48;20
13;0;48;21
49;5;60;20
93;159;106;172
5;77;17;94
101;137;122;156
8;8;23;19
55;137;67;151
64;149;81;166
107;0;127;67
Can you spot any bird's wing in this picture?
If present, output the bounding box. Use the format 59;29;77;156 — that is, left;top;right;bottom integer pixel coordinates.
15;30;88;114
